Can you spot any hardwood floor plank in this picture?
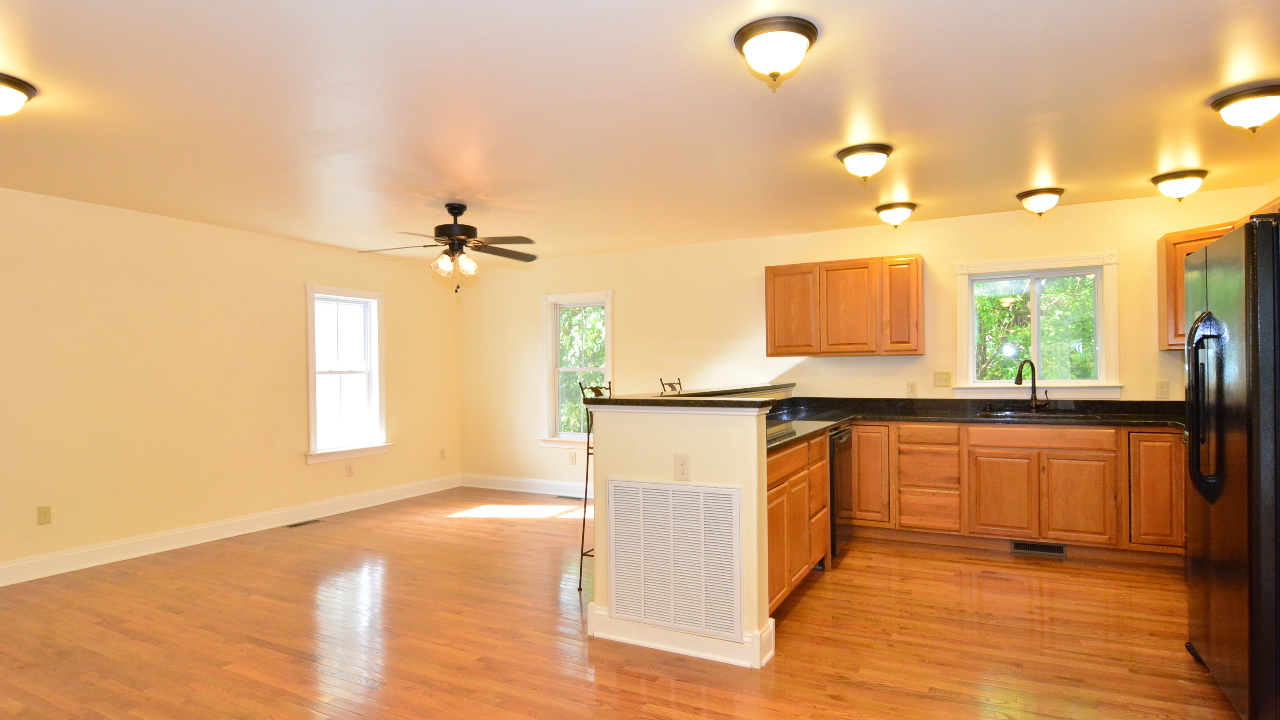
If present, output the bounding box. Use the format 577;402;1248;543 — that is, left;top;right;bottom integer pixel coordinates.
0;487;1238;719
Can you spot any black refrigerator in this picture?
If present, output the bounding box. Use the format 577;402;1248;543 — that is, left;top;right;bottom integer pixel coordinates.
1184;214;1279;720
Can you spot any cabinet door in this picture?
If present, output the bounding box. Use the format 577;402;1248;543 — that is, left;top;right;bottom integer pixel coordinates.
808;458;829;517
819;259;879;354
968;449;1039;538
809;507;830;567
852;425;891;525
765;263;821;355
786;470;811;586
767;483;788;609
1040;451;1118;545
1157;224;1231;351
1129;432;1186;547
880;255;924;355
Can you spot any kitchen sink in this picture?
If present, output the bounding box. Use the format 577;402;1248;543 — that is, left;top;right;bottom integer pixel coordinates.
976;410;1102;421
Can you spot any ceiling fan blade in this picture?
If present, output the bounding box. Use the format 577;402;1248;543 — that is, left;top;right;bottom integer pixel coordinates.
358;244;436;253
471;244;537;262
475;236;534;245
398;231;445;240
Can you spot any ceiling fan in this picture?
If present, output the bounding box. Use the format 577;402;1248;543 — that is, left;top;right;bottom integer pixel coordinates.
359;202;537;287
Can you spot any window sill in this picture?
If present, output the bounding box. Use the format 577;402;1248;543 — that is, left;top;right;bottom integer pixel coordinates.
537;436;589;449
952;385;1122;400
306;443;393;464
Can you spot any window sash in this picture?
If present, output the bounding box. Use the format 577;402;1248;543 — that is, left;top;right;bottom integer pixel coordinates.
554;302;606;436
969;267;1101;385
309;288;384;453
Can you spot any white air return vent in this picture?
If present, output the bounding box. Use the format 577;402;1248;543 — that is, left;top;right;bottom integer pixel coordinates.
608;479;741;642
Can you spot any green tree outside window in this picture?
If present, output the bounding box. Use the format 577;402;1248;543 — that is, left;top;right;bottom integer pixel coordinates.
557;305;606;433
973;272;1096;382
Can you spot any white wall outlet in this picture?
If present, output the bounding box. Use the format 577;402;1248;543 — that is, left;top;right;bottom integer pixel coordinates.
344;462;354;478
906;381;919;397
674;454;691;481
933;371;952;387
439;449;446;461
569;452;578;466
1154;380;1171;400
36;506;51;525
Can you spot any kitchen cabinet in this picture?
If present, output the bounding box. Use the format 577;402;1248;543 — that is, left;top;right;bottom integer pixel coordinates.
1040;451;1117;545
1129;431;1186;547
851;425;891;525
896;423;962;533
765;263;821;355
766;255;923;357
969;449;1040;538
766;431;832;612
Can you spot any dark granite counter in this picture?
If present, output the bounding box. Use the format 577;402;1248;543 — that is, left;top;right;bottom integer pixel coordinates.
765;397;1186;450
584;382;794;409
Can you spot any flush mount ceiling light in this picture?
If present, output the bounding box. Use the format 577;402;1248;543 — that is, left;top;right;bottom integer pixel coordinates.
0;73;37;116
1152;169;1208;200
733;16;818;81
1016;188;1064;216
876;202;916;227
836;144;893;180
1211;85;1280;132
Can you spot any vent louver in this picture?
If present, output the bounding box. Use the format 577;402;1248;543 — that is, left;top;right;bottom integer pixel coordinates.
1011;540;1066;557
609;480;741;642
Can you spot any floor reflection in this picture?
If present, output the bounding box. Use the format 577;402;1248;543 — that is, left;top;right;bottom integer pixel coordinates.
313;559;386;705
449;504;590;518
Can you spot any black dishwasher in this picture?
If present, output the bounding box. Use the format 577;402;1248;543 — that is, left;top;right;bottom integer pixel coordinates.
828;426;853;567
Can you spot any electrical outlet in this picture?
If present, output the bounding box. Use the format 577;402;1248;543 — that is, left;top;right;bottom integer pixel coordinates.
36;506;51;525
674;454;691;482
1155;380;1170;400
344;462;354;478
934;371;952;387
439;449;446;461
569;452;577;466
906;381;919;397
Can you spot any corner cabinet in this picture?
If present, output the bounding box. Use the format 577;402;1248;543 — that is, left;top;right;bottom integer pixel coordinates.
767;255;923;357
766;434;831;612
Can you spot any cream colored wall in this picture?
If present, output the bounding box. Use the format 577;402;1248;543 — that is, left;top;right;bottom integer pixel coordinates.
0;187;461;565
460;185;1267;485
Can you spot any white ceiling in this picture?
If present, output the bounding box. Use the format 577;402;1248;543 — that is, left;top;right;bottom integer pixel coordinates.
0;0;1277;258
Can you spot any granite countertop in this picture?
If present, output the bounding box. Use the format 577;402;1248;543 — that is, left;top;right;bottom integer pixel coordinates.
584;382;795;409
766;397;1186;450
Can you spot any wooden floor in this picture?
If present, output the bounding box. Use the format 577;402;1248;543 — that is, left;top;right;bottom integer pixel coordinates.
0;487;1235;719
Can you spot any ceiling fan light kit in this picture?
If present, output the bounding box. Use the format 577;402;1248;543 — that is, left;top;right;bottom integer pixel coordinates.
1016;188;1064;215
1151;169;1208;200
734;16;818;81
0;73;38;116
362;202;537;288
837;143;893;180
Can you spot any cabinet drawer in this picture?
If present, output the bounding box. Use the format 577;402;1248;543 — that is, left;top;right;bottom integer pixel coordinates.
967;425;1117;451
808;435;828;462
808;459;829;516
898;423;960;445
898;445;961;488
768;442;808;487
898;488;961;533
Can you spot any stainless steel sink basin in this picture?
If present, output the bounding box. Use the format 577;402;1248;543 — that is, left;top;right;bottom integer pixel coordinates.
977;410;1101;421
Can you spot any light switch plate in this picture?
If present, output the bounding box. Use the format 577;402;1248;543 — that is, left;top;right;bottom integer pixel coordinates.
674;454;691;481
906;382;919;397
934;371;952;387
344;462;354;477
1154;380;1170;400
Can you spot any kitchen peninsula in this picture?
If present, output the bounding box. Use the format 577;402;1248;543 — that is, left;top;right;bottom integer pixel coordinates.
584;384;1187;668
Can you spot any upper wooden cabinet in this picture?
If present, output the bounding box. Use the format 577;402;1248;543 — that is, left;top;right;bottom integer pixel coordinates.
765;263;821;355
767;255;923;356
1157;194;1280;351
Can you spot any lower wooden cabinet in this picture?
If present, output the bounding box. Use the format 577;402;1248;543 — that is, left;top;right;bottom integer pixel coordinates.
851;425;891;524
767;432;833;612
969;449;1040;538
1129;432;1186;547
898;487;961;532
1041;451;1117;545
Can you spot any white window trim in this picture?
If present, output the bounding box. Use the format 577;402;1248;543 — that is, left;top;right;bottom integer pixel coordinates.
305;284;392;463
537;290;613;447
954;253;1121;399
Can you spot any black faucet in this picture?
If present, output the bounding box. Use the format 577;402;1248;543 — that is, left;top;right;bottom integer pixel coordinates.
1013;359;1050;412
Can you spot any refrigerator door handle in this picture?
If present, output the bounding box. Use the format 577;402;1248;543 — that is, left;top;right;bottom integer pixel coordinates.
1185;310;1225;503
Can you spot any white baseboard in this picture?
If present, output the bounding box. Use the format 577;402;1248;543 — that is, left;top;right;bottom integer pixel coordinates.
0;474;463;589
460;474;594;499
586;602;774;668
